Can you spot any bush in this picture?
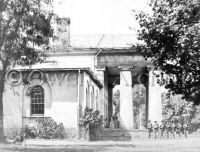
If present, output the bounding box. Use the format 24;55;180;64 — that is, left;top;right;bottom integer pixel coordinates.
23;117;65;139
79;107;101;140
23;125;38;139
79;107;100;129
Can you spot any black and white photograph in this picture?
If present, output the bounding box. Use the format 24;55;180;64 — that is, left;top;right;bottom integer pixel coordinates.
0;0;200;151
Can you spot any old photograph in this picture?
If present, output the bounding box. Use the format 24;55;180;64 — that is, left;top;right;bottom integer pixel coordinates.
0;0;200;151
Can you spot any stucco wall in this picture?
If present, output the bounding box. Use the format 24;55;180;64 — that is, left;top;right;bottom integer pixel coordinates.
3;71;79;138
22;71;79;128
3;70;101;138
3;83;23;138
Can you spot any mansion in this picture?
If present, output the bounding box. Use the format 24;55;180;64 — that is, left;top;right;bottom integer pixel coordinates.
2;18;162;138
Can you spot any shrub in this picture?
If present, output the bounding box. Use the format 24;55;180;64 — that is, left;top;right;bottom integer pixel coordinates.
79;107;100;129
23;125;38;139
23;117;65;139
36;117;65;139
79;107;101;140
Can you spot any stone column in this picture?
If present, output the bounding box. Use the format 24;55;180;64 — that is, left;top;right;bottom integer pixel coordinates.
148;69;162;123
119;68;133;130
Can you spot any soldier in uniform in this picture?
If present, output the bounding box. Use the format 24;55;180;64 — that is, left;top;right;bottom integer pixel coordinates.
171;121;176;139
166;121;171;139
176;122;182;138
153;121;159;140
183;122;188;138
147;120;153;139
159;120;165;138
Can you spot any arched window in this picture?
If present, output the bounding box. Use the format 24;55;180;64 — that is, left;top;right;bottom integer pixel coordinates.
30;85;44;115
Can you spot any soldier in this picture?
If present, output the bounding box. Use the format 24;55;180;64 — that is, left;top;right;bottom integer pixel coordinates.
183;122;189;138
171;121;176;139
153;121;159;140
176;122;182;138
166;121;171;139
147;120;153;139
159;120;165;138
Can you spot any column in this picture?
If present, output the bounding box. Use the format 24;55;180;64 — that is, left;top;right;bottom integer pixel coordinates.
119;68;133;130
148;69;162;123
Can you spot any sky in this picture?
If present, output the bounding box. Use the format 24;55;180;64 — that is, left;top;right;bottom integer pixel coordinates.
53;0;151;35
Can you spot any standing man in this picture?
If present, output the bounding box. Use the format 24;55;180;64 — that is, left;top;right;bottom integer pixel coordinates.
147;120;153;139
176;122;182;138
166;121;171;139
153;121;159;140
183;121;189;138
171;121;176;139
159;120;165;138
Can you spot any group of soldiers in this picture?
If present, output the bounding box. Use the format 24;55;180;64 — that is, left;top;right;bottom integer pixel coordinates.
147;120;189;139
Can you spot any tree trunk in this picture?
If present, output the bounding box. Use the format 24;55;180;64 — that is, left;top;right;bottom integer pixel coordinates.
0;60;8;142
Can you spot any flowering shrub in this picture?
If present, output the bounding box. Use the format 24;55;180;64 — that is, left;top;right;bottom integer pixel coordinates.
23;125;38;139
79;107;100;129
79;107;101;140
23;117;65;139
36;117;65;139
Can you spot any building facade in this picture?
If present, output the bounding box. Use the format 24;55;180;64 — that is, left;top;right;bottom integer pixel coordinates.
3;47;162;138
2;18;162;138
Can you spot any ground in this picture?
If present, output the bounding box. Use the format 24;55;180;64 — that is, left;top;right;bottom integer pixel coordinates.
1;134;200;152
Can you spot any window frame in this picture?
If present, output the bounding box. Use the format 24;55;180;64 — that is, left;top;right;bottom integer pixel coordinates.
30;85;45;116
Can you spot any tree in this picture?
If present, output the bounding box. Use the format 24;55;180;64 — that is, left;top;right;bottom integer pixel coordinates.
132;84;146;128
0;0;54;142
135;0;200;103
161;92;193;122
191;105;200;131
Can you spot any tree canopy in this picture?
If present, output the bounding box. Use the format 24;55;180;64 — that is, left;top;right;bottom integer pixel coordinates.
0;0;54;66
135;0;200;103
161;92;193;122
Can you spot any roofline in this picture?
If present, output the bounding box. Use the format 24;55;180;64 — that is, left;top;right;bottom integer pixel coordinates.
47;46;137;57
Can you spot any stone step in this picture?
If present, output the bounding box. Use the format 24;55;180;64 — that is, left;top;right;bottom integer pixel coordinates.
99;129;149;141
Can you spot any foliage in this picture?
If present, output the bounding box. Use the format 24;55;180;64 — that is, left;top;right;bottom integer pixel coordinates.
135;0;200;103
79;107;100;129
23;117;65;139
0;0;55;141
133;84;146;128
191;105;200;125
0;0;54;66
23;125;38;139
113;90;120;114
133;84;146;108
161;92;193;122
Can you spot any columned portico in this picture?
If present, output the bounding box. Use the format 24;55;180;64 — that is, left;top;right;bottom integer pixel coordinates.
119;68;134;130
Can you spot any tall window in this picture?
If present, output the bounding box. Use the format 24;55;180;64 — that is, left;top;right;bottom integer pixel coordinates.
30;85;44;115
